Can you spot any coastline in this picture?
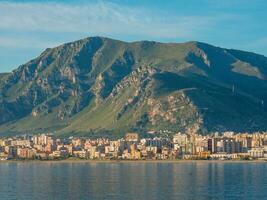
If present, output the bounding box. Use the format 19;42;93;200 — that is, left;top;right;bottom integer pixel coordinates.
1;159;267;164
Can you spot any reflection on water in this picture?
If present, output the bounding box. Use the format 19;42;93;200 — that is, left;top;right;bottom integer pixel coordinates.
0;162;266;200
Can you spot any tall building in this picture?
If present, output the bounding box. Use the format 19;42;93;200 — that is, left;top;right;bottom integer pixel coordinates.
173;133;189;155
208;138;217;153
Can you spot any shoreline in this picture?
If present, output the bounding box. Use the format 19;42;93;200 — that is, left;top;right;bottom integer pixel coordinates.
1;159;267;164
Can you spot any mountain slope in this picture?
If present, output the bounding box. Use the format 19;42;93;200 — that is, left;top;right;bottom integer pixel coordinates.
0;37;266;136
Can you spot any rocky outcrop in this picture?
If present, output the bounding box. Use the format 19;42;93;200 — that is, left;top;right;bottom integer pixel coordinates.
0;37;267;135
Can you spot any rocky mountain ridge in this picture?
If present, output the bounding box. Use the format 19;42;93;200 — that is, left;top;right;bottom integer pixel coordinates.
0;37;266;136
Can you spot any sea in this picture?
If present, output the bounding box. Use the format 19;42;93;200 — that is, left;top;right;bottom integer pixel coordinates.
0;161;266;200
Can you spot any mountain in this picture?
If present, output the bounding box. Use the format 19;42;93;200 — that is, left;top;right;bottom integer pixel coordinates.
0;36;267;137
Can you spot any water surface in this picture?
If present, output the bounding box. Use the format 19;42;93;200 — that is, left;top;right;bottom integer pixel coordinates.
0;162;266;200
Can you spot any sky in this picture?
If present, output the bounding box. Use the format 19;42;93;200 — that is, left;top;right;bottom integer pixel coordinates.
0;0;267;72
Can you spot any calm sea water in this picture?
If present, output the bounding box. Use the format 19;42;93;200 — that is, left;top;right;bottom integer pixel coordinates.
0;162;266;200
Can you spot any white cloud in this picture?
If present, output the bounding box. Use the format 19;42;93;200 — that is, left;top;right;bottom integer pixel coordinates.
1;1;264;72
0;1;221;39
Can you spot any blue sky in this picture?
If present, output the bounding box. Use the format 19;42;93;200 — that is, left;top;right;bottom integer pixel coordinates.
0;0;267;72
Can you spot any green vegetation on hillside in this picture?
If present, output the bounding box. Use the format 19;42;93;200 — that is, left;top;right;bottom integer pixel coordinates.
0;37;266;136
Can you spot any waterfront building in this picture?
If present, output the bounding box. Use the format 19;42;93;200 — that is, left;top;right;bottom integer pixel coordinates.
236;135;252;152
1;132;267;161
4;146;17;158
73;150;89;159
17;148;36;159
248;148;264;158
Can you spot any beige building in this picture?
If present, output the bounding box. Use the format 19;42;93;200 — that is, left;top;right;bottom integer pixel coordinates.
248;148;264;158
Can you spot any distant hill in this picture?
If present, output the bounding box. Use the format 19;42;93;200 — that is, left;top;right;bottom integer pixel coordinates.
0;37;267;137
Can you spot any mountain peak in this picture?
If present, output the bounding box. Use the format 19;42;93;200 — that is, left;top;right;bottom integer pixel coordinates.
0;37;267;136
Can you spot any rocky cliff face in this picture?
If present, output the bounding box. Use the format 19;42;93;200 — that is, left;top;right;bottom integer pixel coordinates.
0;37;267;136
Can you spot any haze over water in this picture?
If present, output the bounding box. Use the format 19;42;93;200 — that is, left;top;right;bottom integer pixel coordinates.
0;162;266;200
